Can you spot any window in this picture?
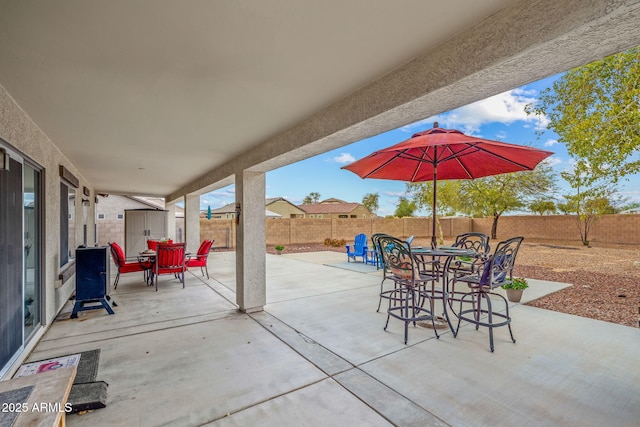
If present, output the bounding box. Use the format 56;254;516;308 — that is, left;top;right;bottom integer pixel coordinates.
117;213;124;220
59;166;79;268
309;215;315;218
338;215;348;218
318;214;323;219
60;182;76;266
350;215;357;218
97;213;105;220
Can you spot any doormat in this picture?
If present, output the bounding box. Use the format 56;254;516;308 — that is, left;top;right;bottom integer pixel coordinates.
0;385;34;427
14;349;107;413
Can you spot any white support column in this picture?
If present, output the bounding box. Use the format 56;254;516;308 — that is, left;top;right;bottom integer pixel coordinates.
165;201;177;242
184;194;200;253
235;170;266;313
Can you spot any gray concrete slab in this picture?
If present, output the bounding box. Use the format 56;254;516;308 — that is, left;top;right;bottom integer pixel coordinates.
359;306;640;427
23;251;640;426
207;378;393;427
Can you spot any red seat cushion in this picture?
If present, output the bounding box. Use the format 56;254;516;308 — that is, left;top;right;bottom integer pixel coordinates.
186;240;212;268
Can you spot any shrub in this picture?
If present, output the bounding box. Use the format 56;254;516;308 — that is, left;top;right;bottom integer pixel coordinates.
502;277;528;290
324;238;346;247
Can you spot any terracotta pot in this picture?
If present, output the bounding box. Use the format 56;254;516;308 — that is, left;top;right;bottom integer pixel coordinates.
506;289;524;303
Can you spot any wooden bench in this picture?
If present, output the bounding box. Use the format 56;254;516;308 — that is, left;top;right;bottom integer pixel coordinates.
0;366;76;427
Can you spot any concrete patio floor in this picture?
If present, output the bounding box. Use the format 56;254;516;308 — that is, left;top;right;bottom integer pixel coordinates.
26;251;640;426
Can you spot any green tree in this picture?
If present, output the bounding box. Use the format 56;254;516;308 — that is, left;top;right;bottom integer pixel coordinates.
361;192;379;214
406;181;462;244
560;169;619;246
618;202;640;213
394;197;416;218
529;200;557;215
303;192;321;204
526;47;640;185
408;164;556;239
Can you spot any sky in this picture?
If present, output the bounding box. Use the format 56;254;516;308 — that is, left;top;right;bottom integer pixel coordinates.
200;73;640;217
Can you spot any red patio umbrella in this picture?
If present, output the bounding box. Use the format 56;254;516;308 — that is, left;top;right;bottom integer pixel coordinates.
342;123;553;248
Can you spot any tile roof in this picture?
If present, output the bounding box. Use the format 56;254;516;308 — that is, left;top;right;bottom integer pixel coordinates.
299;202;361;214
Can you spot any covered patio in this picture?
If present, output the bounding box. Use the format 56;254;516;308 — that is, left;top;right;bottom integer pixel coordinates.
28;251;640;426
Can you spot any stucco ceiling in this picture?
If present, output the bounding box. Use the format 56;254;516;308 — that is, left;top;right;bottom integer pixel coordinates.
1;1;639;201
0;0;516;196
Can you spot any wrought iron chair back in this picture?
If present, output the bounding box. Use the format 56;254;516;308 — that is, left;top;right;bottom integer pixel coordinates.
453;236;524;352
453;232;490;254
479;236;523;288
377;235;440;343
378;236;417;283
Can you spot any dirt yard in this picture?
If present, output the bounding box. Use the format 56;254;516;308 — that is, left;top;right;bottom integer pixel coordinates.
267;239;640;328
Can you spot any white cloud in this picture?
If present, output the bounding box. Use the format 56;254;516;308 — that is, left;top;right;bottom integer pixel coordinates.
199;187;236;209
330;153;356;164
383;190;406;198
402;89;550;135
542;156;562;167
544;139;559;147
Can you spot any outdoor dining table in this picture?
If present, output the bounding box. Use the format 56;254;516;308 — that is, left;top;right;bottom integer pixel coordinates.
411;246;478;334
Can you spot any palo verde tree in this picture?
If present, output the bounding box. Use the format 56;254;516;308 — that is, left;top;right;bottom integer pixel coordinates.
394;197;417;218
560;169;619;246
526;47;640;185
408;163;557;239
529;200;557;215
406;180;462;244
361;192;379;214
302;192;321;204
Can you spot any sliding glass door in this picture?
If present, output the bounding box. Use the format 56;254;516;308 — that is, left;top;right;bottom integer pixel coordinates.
0;143;42;375
24;163;41;338
0;155;23;371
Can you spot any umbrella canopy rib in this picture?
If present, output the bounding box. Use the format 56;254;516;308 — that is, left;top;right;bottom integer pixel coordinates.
341;125;554;247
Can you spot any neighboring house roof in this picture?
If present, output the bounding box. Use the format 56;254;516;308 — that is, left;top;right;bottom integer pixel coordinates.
320;198;347;204
299;202;362;214
265;197;304;211
207;202;281;217
209;203;235;214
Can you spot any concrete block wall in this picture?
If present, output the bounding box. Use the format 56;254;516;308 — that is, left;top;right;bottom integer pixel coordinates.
201;219;235;248
291;219;333;244
266;219;291;246
100;214;640;251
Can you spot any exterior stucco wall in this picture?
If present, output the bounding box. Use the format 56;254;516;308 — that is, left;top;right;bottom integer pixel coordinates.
266;200;305;218
0;84;95;327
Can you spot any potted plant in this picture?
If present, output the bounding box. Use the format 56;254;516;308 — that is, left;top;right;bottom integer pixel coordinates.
274;245;285;255
502;277;528;302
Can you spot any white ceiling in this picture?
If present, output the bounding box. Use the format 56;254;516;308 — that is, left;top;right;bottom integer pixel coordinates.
0;0;515;196
1;1;639;201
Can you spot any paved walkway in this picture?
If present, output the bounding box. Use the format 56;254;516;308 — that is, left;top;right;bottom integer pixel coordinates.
27;251;640;426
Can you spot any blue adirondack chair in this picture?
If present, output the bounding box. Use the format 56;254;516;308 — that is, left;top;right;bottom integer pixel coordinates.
346;233;368;263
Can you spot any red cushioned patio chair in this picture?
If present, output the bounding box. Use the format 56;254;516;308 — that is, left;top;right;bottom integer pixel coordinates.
186;239;214;279
150;242;187;291
109;242;151;288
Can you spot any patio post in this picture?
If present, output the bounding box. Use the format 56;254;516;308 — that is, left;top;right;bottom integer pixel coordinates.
184;194;200;254
165;201;177;242
235;170;266;312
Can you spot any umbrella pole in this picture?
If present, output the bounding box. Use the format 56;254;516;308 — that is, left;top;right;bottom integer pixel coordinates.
431;164;437;249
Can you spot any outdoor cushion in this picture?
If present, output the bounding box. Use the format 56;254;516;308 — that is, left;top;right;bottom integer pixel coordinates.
480;254;510;285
